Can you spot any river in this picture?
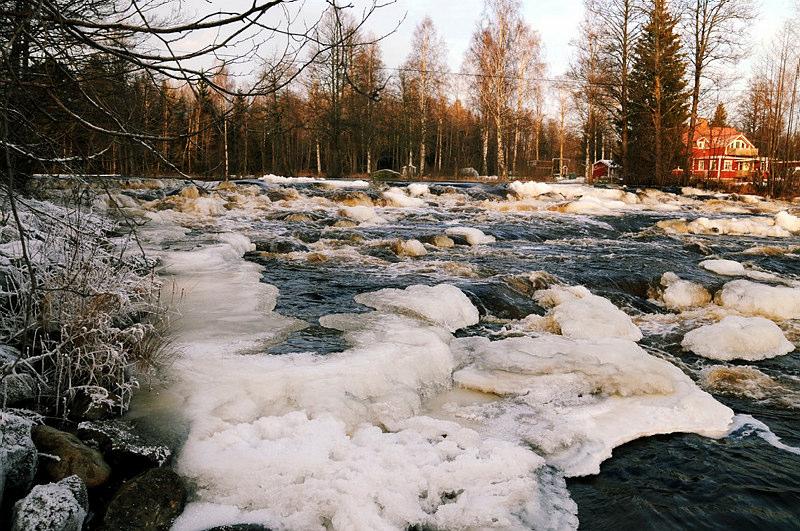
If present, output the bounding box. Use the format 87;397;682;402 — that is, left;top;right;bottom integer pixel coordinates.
118;177;800;530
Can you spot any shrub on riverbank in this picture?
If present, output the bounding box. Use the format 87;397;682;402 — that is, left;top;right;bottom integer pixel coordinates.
0;193;169;419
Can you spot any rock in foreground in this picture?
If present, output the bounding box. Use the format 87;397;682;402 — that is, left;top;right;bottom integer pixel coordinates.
103;467;187;531
12;475;88;531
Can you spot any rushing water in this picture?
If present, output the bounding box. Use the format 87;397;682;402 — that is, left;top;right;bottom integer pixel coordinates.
125;178;800;530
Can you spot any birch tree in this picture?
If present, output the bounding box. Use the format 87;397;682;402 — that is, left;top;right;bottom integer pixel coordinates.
403;18;448;175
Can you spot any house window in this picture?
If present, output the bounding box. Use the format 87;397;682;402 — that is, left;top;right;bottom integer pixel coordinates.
698;160;705;171
697;139;705;148
724;159;733;171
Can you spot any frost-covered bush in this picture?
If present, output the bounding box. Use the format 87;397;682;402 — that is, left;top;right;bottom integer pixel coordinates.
0;195;168;418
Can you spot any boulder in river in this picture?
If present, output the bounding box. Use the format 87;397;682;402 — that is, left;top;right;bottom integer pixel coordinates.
12;475;88;531
253;240;308;254
77;420;171;478
102;467;186;531
423;234;455;248
390;239;427;257
371;169;401;180
31;425;111;488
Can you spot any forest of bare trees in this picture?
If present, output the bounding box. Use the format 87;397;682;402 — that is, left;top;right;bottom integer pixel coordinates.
3;0;800;193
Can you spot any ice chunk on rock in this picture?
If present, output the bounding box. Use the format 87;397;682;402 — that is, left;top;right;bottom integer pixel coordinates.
12;475;88;531
449;335;734;476
339;205;385;224
508;180;552;198
390;239;427;257
445;226;496;245
552;295;643;341
354;284;479;332
681;316;795;361
700;259;747;276
382;187;426;207
715;279;800;320
659;272;711;310
533;286;642;341
775;210;800;232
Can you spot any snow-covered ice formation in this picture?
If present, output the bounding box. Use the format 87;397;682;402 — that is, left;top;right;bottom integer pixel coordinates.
534;285;643;341
658;272;712;310
715;280;800;320
447;335;734;476
682;316;795;361
445;226;496;245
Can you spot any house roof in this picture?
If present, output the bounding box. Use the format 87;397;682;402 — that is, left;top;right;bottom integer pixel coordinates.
687;119;752;147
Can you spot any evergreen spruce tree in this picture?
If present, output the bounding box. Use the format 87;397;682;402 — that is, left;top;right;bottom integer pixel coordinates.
711;103;728;127
627;0;688;185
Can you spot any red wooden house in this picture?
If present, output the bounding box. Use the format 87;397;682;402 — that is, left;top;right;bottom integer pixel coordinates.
687;119;761;180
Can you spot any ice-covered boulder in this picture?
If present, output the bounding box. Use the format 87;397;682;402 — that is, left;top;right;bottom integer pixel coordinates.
700;259;746;276
533;285;642;341
445;226;496;245
407;183;430;197
423;234;455;248
715;280;800;320
0;412;38;507
390;239;427;257
12;475;88;531
508;180;552;199
77;420;172;477
0;346;38;405
354;284;479;332
681;316;795;361
775;210;800;232
656;216;792;237
659;272;711;310
382;187;426;208
338;205;384;224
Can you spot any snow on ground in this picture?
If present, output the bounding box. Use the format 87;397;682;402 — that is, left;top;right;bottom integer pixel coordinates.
682;316;795;361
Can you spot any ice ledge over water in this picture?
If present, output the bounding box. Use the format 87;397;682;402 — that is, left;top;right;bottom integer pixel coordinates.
448;335;735;477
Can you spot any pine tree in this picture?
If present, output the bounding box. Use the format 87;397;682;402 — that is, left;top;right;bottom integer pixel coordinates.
711;103;728;127
627;0;688;185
